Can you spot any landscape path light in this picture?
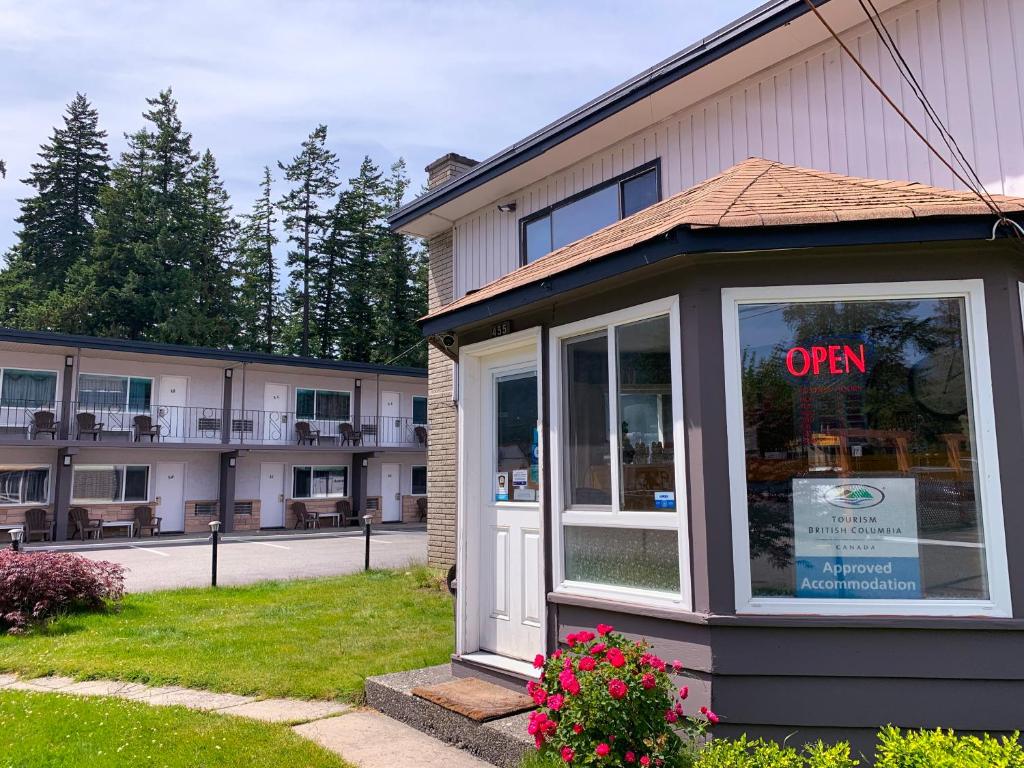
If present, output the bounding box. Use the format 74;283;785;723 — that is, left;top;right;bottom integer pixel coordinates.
209;520;221;587
363;514;373;571
9;527;23;553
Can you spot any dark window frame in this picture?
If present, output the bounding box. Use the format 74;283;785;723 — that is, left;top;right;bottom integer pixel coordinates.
518;158;662;266
411;465;427;496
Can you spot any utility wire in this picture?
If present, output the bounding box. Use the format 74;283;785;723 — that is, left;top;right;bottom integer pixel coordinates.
799;0;1018;234
385;337;427;366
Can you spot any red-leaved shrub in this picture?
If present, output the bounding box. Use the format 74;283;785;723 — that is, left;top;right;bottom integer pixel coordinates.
0;550;125;633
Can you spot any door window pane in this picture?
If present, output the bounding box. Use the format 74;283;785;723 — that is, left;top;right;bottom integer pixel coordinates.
564;526;680;592
524;217;553;264
738;297;988;601
551;184;619;250
617;316;675;511
621;169;659;217
564;334;610;506
1;370;57;408
495;373;538;501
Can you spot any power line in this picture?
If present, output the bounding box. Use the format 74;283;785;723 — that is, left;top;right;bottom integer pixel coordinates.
385;337;427;366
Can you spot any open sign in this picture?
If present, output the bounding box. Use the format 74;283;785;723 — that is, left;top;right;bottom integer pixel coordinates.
786;343;867;377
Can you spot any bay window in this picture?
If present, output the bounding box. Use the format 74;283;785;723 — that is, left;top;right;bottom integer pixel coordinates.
553;297;687;604
296;389;351;421
0;466;50;505
72;465;150;503
293;465;348;498
723;280;1010;616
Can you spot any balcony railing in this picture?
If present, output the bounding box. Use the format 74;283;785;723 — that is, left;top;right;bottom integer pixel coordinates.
0;400;428;449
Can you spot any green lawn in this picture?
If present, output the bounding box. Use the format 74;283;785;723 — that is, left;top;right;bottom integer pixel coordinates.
0;568;453;701
0;690;350;768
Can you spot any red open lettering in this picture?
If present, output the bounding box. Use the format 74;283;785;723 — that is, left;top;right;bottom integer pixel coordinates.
785;343;867;376
786;347;810;376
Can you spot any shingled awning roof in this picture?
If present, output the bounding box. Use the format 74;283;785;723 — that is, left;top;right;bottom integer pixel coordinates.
423;157;1024;329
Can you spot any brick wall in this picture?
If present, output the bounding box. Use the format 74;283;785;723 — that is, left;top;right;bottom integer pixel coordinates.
185;500;262;533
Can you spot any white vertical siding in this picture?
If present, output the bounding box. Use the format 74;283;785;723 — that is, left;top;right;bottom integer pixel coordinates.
453;0;1024;299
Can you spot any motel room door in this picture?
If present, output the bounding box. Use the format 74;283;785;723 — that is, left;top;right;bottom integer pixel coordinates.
263;383;289;443
157;376;188;441
381;462;402;522
260;463;285;528
476;345;543;662
155;462;186;533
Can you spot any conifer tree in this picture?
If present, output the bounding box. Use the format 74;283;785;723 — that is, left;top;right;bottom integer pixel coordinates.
277;125;339;356
236;167;280;352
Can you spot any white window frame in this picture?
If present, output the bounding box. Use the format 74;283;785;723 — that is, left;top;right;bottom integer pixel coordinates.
294;388;352;422
549;295;691;609
71;464;151;503
412;395;428;426
722;279;1011;618
291;464;349;499
0;464;51;506
0;367;59;408
77;373;154;412
411;464;427;496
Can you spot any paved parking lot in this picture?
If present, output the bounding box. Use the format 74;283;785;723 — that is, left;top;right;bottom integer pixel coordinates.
66;528;428;592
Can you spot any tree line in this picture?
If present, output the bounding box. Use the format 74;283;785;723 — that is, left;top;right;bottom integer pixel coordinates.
0;90;426;366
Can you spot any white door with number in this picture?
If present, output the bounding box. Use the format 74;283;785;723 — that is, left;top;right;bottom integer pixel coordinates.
155;462;186;533
381;391;400;445
263;383;289;443
260;463;285;528
158;376;188;441
381;462;401;522
479;351;543;662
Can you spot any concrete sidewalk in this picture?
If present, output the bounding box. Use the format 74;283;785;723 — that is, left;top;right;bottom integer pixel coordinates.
0;673;491;768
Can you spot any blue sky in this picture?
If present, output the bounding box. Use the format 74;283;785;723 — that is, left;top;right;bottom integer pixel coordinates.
0;0;755;255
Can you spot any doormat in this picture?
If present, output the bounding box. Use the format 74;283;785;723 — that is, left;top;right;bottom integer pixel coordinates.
411;677;534;722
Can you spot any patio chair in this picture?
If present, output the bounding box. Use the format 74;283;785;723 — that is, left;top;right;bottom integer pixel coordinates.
75;412;104;441
24;507;53;542
133;506;162;537
414;425;428;448
69;506;103;541
416;497;428;522
291;501;320;529
295;421;320;445
132;414;161;442
339;422;362;446
30;410;58;440
336;499;360;527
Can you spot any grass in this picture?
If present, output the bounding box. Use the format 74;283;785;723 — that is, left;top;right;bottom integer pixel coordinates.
0;689;351;768
0;566;453;702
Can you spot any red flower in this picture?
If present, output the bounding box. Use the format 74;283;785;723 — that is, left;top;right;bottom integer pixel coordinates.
625;751;636;763
607;678;628;699
561;746;575;763
665;709;678;724
578;656;596;672
566;633;578;646
700;705;720;725
606;647;626;668
596;743;610;757
679;686;689;700
640;757;651;766
590;643;606;655
533;654;546;669
575;630;595;643
547;694;564;712
641;673;656;689
559;669;581;696
596;623;614;636
572;723;583;735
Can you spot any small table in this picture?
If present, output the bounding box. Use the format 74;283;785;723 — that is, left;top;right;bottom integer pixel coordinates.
102;520;134;538
317;511;342;528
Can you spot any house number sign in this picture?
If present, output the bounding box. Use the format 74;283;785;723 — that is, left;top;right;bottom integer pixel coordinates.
491;320;513;338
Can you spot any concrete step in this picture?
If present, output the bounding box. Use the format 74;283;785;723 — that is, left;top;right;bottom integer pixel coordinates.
364;665;533;768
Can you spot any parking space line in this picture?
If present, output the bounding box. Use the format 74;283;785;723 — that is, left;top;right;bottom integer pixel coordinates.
129;545;170;557
251;541;290;550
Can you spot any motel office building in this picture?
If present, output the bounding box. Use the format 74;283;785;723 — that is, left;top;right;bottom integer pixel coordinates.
0;329;427;538
391;0;1024;748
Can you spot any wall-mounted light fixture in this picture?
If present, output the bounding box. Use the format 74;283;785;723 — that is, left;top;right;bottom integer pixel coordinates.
65;355;74;367
225;368;233;379
362;458;369;468
355;379;362;388
227;456;237;468
497;202;517;213
62;454;72;467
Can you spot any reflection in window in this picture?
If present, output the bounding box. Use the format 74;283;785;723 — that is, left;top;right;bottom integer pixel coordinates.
72;465;149;502
737;297;988;601
564;526;680;592
551;184;618;251
495;373;538;501
296;389;351;421
617;316;675;511
563;334;610;506
293;465;348;498
78;374;152;411
0;467;49;504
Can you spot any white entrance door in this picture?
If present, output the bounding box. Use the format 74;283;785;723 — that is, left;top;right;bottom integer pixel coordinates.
381;391;401;445
477;349;543;662
158;376;188;441
381;462;401;522
259;462;285;528
155;462;186;533
263;383;289;443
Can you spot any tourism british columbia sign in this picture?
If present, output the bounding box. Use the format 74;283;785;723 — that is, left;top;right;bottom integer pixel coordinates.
793;477;921;599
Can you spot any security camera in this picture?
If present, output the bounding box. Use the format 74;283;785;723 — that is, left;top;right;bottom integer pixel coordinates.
440;333;457;349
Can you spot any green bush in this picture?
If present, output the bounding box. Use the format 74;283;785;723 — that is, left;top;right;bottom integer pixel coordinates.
875;726;1024;767
694;736;858;767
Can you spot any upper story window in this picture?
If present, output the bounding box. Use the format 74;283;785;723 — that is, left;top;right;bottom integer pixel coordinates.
78;374;152;412
521;160;661;264
412;396;427;426
0;369;57;408
296;388;351;421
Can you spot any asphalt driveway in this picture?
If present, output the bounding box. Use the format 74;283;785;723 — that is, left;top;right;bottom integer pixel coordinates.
67;528;428;592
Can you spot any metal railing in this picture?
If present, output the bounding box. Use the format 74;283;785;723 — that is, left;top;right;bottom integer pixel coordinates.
2;400;429;449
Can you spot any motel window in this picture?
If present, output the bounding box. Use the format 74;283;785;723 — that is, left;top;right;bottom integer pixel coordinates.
0;369;57;408
412;396;427;425
0;466;49;505
725;281;1009;615
555;298;685;601
522;162;660;264
296;389;351;421
72;465;149;503
412;465;427;496
293;465;348;498
78;374;152;411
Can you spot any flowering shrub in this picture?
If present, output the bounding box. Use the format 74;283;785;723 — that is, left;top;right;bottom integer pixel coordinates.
0;550;125;634
527;623;716;766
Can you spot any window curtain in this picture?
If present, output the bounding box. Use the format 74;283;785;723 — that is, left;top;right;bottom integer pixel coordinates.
1;370;57;408
79;375;128;409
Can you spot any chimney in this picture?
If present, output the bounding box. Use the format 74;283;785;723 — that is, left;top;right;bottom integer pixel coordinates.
425;152;478;191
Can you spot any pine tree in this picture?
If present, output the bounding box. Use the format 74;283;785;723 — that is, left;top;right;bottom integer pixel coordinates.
277;125;339;356
236;167;280;352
